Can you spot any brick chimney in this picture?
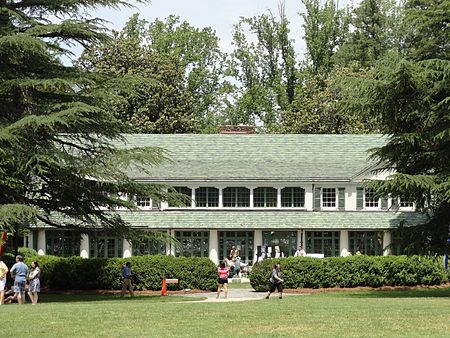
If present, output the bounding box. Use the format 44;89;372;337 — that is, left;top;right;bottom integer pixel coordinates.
219;125;255;134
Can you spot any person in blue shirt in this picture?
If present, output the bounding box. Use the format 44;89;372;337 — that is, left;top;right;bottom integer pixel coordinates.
10;255;29;304
121;262;134;297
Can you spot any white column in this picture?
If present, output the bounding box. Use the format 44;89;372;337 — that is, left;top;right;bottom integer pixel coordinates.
167;230;176;256
123;239;132;258
253;230;263;264
80;233;89;258
27;232;33;249
297;230;302;248
383;231;392;256
218;188;223;207
304;184;313;210
191;187;196;208
37;229;46;256
209;230;219;265
277;188;282;208
340;230;349;257
249;188;254;208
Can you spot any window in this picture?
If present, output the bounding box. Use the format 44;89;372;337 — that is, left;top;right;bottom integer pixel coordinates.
305;231;340;257
349;231;383;256
136;196;151;208
254;187;277;207
322;188;336;208
175;231;209;257
281;187;305;207
90;233;123;258
399;197;414;208
195;187;219;207
133;232;166;256
219;231;254;265
262;231;297;257
170;186;192;207
223;187;250;207
365;189;379;208
46;231;80;257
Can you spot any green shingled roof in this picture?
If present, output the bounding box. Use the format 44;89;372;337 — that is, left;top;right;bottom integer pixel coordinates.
115;210;427;230
118;134;386;181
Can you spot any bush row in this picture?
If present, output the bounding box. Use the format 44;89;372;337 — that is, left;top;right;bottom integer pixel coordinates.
250;256;449;291
3;253;218;291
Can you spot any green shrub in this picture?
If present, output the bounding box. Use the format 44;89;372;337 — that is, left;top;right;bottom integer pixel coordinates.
19;255;218;291
250;256;448;291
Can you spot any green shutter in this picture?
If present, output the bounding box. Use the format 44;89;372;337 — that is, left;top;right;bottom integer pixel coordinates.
338;187;345;210
356;187;364;210
381;196;388;210
314;187;321;210
391;196;398;210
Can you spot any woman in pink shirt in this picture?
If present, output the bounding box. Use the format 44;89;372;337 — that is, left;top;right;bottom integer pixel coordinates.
216;262;230;299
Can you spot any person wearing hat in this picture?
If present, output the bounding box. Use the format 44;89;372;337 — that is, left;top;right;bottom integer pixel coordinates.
10;255;29;304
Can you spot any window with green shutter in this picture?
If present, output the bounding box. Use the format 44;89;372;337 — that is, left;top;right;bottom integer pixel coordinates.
365;189;379;208
322;188;336;208
380;196;388;210
314;187;321;210
356;187;364;210
338;188;345;210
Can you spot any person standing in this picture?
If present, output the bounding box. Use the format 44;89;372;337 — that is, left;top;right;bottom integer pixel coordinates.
28;261;41;305
121;262;134;297
294;246;306;257
0;256;8;305
265;263;284;299
10;255;28;305
216;262;229;299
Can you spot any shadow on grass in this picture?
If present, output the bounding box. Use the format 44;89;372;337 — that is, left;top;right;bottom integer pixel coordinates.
37;293;206;303
327;287;450;299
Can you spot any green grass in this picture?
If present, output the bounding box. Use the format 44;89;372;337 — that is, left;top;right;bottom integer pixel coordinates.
3;288;450;337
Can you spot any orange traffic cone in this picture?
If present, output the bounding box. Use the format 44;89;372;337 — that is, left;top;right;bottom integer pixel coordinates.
161;276;167;296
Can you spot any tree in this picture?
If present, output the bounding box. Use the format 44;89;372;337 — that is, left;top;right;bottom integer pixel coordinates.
335;0;399;68
79;14;225;133
147;15;226;131
78;15;199;134
282;66;380;133
349;0;450;253
301;0;349;75
0;0;179;249
226;5;299;130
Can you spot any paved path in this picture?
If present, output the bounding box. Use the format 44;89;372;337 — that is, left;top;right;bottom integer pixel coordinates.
181;288;302;303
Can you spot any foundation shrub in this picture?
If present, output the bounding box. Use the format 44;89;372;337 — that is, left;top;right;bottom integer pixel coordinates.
250;256;448;291
19;255;217;291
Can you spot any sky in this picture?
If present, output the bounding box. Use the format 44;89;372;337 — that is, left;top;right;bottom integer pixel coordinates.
67;0;357;63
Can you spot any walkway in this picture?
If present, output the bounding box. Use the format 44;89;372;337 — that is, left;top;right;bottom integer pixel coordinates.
182;288;303;303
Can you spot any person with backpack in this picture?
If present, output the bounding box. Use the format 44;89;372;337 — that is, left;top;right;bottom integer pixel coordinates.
265;263;284;299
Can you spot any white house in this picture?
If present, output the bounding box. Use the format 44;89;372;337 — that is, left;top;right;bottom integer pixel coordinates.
29;132;427;264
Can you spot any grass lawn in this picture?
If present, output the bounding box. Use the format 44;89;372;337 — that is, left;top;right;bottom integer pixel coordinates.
3;288;450;337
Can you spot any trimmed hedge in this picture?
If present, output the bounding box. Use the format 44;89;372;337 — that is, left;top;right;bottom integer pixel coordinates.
250;256;449;291
3;254;217;291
